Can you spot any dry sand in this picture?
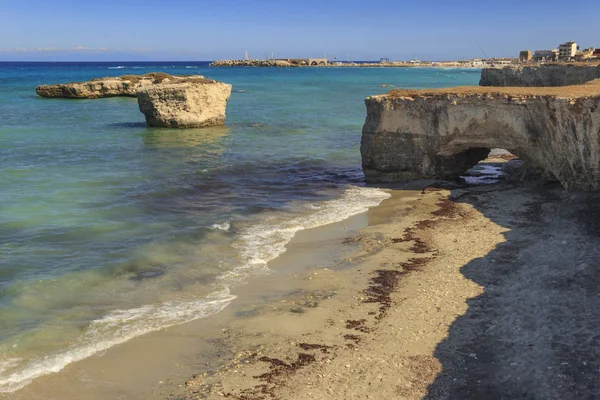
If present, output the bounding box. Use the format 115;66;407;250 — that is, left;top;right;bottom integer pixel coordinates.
169;163;600;400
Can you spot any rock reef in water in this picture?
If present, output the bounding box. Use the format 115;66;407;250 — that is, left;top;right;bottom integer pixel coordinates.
361;80;600;190
138;80;232;128
210;59;294;67
480;64;600;87
35;73;207;99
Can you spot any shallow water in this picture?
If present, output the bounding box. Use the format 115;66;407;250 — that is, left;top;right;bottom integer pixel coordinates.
0;61;480;391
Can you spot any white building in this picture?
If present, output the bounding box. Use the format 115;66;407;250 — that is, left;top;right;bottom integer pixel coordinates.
471;58;485;67
558;42;577;60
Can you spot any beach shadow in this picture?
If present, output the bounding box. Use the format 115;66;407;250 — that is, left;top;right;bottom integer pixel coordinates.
422;182;600;399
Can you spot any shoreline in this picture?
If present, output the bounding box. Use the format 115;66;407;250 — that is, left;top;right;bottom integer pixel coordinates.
171;166;600;399
7;163;600;399
3;187;397;400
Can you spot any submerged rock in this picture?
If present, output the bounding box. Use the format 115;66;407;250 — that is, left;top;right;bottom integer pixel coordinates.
137;79;232;128
361;80;600;190
36;73;206;99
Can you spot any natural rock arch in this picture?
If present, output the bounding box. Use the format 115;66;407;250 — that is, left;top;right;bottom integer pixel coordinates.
361;84;600;190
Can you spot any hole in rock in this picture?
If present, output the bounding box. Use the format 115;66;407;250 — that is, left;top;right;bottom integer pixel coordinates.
460;148;522;185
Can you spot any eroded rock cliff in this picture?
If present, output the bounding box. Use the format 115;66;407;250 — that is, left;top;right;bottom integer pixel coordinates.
36;73;207;99
361;81;600;190
480;64;600;87
137;80;232;128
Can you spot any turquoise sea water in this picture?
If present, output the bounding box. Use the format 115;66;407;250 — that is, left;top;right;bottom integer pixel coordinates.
0;62;480;391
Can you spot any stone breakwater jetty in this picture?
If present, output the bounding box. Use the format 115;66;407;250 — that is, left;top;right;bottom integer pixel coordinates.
210;58;328;67
36;73;232;128
361;79;600;191
210;59;294;67
480;63;600;87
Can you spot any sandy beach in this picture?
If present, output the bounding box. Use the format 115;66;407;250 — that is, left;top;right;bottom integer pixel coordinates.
165;160;600;400
7;159;600;400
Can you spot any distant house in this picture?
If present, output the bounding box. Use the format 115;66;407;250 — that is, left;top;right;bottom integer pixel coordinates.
575;48;596;61
519;50;532;63
532;49;558;62
471;58;485;67
558;41;578;60
489;59;513;66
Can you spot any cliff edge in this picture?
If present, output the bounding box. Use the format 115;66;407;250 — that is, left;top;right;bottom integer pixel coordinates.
480;64;600;87
361;80;600;190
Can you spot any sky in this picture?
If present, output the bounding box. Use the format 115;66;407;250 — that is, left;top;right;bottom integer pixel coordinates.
0;0;599;61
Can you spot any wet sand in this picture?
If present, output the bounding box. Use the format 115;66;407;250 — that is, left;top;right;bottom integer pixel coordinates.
8;162;600;399
6;191;416;400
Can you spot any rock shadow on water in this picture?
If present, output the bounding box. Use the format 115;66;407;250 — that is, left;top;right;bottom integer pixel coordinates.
142;125;230;149
107;121;148;129
421;181;600;400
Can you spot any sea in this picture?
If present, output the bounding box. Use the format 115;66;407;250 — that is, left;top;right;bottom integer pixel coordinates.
0;61;480;392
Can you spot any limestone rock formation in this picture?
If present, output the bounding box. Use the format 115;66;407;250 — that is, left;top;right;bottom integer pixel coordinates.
137;79;232;128
480;64;600;87
36;73;206;99
361;81;600;190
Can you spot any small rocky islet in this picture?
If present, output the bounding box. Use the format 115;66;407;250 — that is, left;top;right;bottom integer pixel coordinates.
36;73;232;128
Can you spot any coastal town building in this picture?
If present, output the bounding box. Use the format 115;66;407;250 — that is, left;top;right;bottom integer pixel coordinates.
558;41;578;60
575;48;596;61
471;58;485;67
532;49;558;62
519;50;532;63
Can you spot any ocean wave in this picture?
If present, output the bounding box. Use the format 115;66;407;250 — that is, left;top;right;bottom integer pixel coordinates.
210;221;231;231
223;186;390;282
107;66;125;69
0;187;389;392
0;290;235;393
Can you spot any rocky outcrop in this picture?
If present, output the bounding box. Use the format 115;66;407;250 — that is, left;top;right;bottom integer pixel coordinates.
36;73;206;99
361;81;600;190
480;64;600;87
210;59;294;67
137;79;232;128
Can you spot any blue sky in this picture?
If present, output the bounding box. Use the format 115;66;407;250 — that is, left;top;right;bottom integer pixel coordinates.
1;0;598;61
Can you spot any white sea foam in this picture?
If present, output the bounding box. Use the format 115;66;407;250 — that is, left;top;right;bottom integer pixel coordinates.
108;66;125;69
461;164;505;185
210;221;231;231
223;186;390;282
0;186;389;392
0;290;235;393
